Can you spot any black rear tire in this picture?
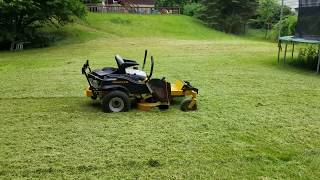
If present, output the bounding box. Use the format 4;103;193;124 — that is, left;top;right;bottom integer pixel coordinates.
101;91;130;113
180;99;197;112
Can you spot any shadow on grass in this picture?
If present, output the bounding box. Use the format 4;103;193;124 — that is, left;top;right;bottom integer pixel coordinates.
80;100;102;113
261;55;319;76
275;57;319;75
288;58;319;72
276;60;319;75
81;98;185;113
283;45;320;74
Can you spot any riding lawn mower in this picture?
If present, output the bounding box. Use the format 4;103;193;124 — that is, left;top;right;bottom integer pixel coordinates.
82;50;198;113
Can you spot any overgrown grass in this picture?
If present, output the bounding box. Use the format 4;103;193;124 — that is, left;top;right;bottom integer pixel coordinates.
0;13;320;179
242;28;268;41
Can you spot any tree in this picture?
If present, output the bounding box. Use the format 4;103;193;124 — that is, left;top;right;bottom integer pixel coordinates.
183;2;204;17
255;0;293;38
200;0;258;34
256;0;278;38
156;0;199;8
0;0;86;50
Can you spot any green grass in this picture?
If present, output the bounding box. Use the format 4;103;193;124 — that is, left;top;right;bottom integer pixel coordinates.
85;13;236;39
242;28;268;41
0;13;320;179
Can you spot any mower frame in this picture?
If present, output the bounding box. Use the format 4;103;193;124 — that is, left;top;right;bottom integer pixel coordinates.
82;51;199;112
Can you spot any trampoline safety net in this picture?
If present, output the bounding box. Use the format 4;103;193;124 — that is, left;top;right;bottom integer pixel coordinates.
295;0;320;40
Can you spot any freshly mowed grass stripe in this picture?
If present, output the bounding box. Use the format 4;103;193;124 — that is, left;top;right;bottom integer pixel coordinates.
0;13;320;179
1;96;319;178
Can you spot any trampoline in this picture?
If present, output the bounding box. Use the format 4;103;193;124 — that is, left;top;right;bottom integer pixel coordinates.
278;0;320;73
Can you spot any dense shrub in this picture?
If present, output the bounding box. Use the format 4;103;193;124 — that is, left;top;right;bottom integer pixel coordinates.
82;0;101;4
291;46;319;70
156;0;199;7
0;0;86;50
267;15;297;41
250;0;293;29
183;3;204;17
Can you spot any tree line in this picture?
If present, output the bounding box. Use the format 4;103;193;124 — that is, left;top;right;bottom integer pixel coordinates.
176;0;295;35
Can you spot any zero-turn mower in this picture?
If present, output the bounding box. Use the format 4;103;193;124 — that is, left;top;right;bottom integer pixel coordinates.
82;50;198;113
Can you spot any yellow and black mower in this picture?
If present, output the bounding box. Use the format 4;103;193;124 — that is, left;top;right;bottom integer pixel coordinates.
82;50;198;113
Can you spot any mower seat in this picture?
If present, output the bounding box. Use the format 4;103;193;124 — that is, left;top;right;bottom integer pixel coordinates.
126;68;147;81
115;54;146;80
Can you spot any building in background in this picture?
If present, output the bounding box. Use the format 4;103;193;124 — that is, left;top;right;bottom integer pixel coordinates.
85;0;180;14
86;0;156;14
281;0;298;10
105;0;155;9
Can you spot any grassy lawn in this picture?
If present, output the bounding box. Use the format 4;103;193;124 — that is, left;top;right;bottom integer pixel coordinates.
0;13;320;179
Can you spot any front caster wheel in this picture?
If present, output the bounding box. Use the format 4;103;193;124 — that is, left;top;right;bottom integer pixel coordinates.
159;105;169;110
102;91;130;113
91;93;98;100
180;99;197;112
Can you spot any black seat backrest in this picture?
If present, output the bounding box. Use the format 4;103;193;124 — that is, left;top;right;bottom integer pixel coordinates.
115;55;124;68
115;54;140;74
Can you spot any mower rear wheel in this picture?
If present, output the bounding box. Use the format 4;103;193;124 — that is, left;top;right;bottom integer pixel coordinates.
102;91;130;113
180;99;197;112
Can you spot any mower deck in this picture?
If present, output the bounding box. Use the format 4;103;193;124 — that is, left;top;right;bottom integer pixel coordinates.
85;79;198;111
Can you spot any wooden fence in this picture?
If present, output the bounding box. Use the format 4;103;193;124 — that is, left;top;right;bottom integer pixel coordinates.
86;5;180;14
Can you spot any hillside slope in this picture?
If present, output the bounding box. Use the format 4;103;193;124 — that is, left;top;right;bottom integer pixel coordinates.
61;13;236;42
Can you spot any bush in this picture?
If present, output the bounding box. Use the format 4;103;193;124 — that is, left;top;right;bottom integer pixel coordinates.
268;15;297;41
82;0;101;4
183;3;204;17
250;0;293;29
0;0;86;50
291;46;319;70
